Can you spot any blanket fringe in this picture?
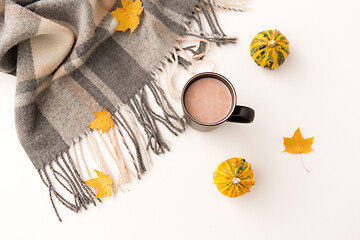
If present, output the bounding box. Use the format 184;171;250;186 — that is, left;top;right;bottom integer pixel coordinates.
41;77;187;221
127;82;186;155
38;154;98;222
186;0;237;48
152;50;182;100
205;0;250;12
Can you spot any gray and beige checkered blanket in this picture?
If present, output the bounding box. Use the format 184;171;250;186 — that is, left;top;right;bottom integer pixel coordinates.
0;0;240;221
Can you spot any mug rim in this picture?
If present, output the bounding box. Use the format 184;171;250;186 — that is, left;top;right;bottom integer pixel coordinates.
181;72;237;127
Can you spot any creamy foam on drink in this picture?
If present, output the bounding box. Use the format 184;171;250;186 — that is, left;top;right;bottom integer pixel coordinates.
184;78;232;124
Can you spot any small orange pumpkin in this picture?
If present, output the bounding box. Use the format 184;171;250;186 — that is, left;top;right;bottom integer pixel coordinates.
213;158;255;197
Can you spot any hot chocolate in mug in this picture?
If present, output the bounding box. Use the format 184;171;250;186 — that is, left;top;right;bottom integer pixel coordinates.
181;72;255;131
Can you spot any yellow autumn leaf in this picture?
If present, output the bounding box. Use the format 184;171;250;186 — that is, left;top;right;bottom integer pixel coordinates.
84;170;113;198
87;109;114;133
110;0;144;33
283;128;314;154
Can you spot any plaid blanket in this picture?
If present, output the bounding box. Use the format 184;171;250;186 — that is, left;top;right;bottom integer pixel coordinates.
0;0;241;221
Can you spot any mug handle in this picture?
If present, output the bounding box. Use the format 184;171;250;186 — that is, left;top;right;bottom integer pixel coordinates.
227;106;255;123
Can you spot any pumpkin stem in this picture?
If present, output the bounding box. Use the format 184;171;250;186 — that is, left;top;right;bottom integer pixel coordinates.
232;177;241;184
268;40;276;47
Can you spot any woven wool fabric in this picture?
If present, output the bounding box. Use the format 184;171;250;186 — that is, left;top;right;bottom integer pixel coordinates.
0;0;241;221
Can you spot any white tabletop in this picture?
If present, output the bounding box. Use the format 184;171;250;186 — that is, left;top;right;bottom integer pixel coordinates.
1;0;360;239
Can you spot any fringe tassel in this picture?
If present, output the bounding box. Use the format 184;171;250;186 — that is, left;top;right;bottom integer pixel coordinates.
86;132;111;176
114;112;145;175
106;128;132;185
206;0;251;12
185;0;237;48
72;139;92;180
129;93;169;155
152;50;181;100
148;81;186;133
38;155;97;222
118;103;153;168
110;126;141;179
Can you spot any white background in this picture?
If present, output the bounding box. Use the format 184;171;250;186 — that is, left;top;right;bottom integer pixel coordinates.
1;0;360;239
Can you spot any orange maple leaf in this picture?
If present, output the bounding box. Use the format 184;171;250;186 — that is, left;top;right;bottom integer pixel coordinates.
84;170;113;198
110;0;144;33
87;109;114;133
283;128;314;154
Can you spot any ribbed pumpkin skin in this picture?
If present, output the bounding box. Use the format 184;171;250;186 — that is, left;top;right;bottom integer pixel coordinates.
250;29;289;70
213;158;255;198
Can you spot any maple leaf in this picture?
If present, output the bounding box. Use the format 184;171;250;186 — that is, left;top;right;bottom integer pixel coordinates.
283;128;314;154
87;109;114;133
84;170;113;198
110;0;144;33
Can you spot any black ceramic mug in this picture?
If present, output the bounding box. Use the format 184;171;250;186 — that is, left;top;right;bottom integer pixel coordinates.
181;72;255;131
